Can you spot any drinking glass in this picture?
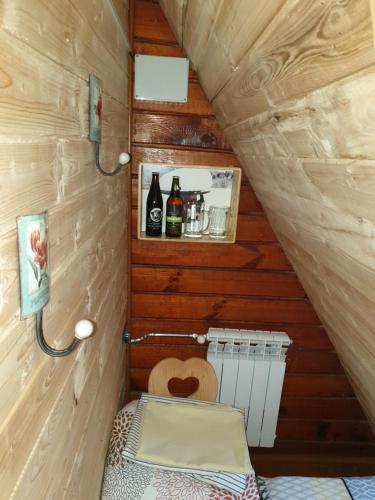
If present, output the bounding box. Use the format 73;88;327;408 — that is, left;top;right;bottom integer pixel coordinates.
206;206;229;239
184;201;207;238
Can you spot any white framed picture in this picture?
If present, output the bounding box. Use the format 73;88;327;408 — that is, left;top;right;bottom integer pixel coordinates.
138;163;241;243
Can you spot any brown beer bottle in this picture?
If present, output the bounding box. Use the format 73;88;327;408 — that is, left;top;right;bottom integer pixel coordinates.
165;176;183;237
146;172;163;236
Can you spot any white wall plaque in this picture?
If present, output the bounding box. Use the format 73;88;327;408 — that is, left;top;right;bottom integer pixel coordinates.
134;54;189;103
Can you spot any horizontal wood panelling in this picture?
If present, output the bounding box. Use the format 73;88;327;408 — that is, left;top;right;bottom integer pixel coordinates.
238;183;263;213
133;111;231;149
132;293;320;324
132;239;290;269
130;370;353;397
196;0;286;101
182;0;222;70
158;0;186;46
134;0;176;42
280;398;367;421
134;40;185;57
283;374;354;398
167;0;375;441
128;0;368;451
130;344;341;374
0;0;130;497
132;266;305;297
132;145;240;170
276;419;374;443
213;0;374;127
236;214;277;241
251;446;375;477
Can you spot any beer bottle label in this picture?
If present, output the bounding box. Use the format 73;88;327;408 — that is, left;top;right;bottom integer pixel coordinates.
166;215;182;223
166;204;182;237
166;205;182;223
150;208;162;223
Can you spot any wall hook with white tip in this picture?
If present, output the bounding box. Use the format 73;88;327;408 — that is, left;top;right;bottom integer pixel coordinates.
35;309;94;357
94;143;131;176
89;74;131;176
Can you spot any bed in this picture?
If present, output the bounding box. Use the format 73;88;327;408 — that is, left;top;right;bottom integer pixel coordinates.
101;401;375;500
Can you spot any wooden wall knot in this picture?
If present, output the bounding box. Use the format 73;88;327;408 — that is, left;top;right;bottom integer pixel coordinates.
203;298;227;320
163;270;182;293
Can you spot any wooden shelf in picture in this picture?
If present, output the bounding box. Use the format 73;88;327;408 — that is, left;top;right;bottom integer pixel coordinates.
138;163;241;244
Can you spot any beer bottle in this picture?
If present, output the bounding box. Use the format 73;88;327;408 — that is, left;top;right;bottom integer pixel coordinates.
165;176;183;237
146;172;163;236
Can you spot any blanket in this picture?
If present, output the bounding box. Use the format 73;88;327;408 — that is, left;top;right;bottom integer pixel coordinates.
102;401;260;500
257;475;375;500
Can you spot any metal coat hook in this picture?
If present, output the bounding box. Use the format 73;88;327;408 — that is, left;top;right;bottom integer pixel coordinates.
89;74;131;176
94;142;131;176
36;309;94;357
17;211;95;358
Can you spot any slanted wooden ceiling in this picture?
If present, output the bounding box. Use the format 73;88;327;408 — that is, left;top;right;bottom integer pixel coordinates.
159;0;375;432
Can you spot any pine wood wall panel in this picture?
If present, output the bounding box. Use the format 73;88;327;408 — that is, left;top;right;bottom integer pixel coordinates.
183;0;223;69
196;0;286;101
128;0;373;447
133;111;231;149
0;0;130;497
162;0;375;438
213;0;374;126
158;0;187;45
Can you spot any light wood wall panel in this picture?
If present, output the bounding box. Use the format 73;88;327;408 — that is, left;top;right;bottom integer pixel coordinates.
158;0;187;45
0;0;130;498
128;1;375;450
162;0;375;435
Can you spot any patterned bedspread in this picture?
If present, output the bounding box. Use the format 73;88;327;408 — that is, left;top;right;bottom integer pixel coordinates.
101;402;375;500
101;401;260;500
257;475;375;500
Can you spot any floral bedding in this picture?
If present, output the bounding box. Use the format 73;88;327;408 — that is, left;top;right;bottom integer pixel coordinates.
101;401;261;500
101;401;375;500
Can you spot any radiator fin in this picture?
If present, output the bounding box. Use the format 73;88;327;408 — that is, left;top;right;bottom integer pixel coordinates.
207;328;291;448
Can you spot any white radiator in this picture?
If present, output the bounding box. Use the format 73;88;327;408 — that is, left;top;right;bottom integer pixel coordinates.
206;328;292;447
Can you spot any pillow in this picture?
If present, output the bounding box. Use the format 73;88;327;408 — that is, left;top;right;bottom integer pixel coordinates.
136;399;251;474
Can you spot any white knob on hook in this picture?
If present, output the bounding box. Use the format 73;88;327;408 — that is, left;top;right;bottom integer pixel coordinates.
118;152;131;165
75;320;94;340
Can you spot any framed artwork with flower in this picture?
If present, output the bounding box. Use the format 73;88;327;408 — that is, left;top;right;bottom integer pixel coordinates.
17;211;50;318
89;74;103;143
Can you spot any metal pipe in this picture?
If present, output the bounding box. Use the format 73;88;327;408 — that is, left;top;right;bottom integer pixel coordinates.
123;331;207;345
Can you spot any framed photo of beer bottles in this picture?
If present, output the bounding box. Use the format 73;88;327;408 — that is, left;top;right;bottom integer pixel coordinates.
138;163;241;243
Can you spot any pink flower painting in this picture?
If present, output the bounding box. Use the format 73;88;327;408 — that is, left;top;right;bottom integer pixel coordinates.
30;230;48;272
17;211;50;317
28;228;48;289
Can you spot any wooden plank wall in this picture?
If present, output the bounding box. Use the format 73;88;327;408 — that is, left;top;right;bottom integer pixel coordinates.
160;0;375;436
129;0;374;447
0;1;129;498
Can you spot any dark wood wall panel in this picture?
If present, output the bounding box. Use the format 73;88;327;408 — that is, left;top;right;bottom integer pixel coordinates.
132;267;305;297
132;239;292;269
129;0;372;446
133;112;231;149
131;294;319;324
